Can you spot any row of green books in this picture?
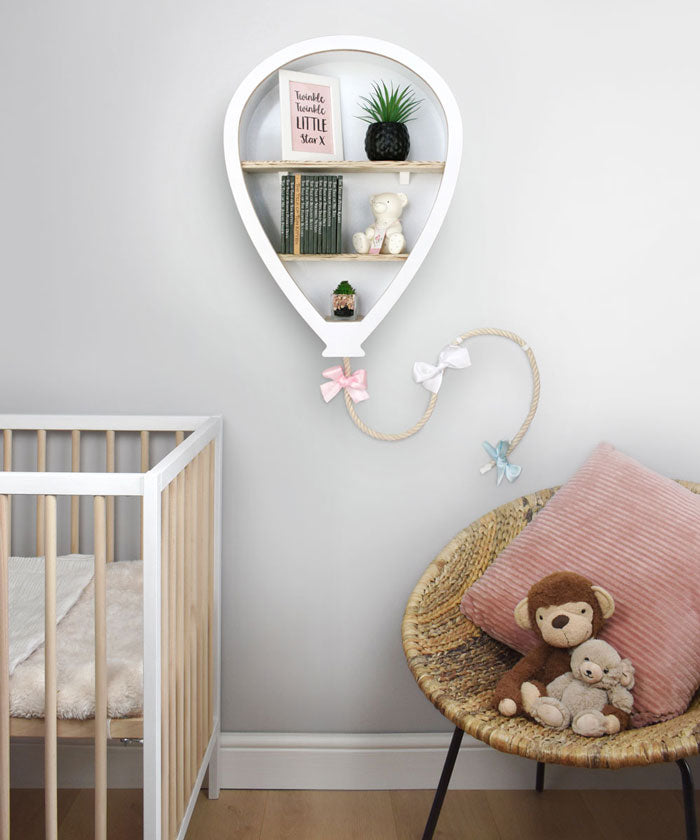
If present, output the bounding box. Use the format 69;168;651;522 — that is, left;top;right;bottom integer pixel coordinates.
280;174;343;255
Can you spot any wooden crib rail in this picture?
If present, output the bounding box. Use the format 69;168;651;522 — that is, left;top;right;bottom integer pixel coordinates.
36;431;46;557
0;416;209;432
0;496;9;840
44;496;57;840
156;443;217;840
2;436;10;560
142;415;222;840
0;422;202;521
94;497;108;840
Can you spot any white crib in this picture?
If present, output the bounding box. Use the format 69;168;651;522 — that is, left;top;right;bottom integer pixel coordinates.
0;414;223;840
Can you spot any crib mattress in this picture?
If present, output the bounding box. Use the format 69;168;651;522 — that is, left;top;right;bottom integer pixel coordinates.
9;558;143;729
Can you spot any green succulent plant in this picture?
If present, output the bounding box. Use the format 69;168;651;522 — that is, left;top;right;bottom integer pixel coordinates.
333;280;356;295
357;81;422;125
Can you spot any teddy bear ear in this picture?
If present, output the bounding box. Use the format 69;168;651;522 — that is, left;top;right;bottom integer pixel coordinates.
514;597;531;630
591;585;615;619
397;192;408;207
620;658;635;688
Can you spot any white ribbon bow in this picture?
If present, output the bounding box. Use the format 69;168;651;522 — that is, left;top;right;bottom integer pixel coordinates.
412;344;472;394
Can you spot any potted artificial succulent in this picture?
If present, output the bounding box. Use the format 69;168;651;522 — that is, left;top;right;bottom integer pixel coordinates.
331;280;357;319
357;81;422;161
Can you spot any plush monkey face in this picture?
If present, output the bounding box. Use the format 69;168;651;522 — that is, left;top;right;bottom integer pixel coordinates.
514;571;615;649
570;639;635;690
529;600;596;647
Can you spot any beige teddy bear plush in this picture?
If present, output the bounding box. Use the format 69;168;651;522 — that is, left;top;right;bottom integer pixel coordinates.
352;192;408;255
526;638;635;737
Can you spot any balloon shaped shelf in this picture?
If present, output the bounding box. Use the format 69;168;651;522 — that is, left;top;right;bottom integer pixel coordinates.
224;37;540;477
224;36;463;357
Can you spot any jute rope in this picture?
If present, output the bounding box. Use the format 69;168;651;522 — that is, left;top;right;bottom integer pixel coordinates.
341;328;540;465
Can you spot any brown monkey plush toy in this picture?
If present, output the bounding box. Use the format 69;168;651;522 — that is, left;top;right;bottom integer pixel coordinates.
493;571;629;732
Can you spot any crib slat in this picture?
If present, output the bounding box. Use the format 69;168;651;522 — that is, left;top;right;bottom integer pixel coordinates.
44;495;58;840
176;472;186;823
183;463;194;798
140;431;150;561
140;431;150;473
93;496;107;840
175;431;185;447
201;449;211;759
71;430;81;554
208;443;215;735
106;431;115;563
197;451;208;759
2;432;11;473
3;432;11;558
168;482;177;838
0;496;10;840
36;430;46;556
160;488;170;840
189;457;199;780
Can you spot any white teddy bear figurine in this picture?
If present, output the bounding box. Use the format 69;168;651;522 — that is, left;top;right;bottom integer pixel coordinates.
525;638;635;737
352;192;408;255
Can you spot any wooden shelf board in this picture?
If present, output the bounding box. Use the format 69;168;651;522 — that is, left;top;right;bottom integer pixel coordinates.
324;315;364;323
242;160;445;173
279;253;408;262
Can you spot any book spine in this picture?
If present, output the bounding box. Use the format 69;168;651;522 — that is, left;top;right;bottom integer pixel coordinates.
317;175;323;255
311;176;318;254
320;176;327;254
308;176;313;255
319;176;324;254
286;175;292;253
303;176;309;255
287;175;292;254
280;175;284;253
287;176;294;254
317;176;323;255
293;173;301;255
324;176;330;254
330;176;338;253
305;176;311;254
300;175;306;255
336;176;343;254
301;175;311;254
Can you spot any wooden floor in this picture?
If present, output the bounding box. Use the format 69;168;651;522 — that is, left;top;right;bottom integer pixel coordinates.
9;788;699;839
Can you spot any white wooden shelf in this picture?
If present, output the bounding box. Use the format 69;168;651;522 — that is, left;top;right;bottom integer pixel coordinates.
242;160;445;174
224;36;463;357
279;253;408;262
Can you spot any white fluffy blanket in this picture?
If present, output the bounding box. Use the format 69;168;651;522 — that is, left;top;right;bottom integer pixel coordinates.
9;555;95;675
10;560;143;719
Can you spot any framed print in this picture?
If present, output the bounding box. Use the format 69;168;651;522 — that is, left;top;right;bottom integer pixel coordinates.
279;69;344;161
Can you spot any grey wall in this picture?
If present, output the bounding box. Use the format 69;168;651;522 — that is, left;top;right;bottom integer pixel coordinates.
2;1;699;734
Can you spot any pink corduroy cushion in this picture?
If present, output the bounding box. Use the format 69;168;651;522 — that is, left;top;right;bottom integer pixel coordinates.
460;443;700;727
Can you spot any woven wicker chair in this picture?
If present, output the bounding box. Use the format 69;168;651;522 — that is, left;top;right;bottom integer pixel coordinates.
402;486;700;840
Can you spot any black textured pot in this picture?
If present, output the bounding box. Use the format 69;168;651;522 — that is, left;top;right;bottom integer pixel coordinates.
364;122;410;161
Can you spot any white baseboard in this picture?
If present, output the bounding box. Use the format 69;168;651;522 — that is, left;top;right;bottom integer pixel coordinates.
218;732;700;791
10;732;699;790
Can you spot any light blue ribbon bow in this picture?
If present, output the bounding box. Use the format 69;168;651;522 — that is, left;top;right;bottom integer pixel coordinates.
482;440;522;485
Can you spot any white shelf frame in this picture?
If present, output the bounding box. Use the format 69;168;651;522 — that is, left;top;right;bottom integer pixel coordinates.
224;37;463;357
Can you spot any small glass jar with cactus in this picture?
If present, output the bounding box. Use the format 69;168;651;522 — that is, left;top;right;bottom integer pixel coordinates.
331;280;357;319
357;81;422;161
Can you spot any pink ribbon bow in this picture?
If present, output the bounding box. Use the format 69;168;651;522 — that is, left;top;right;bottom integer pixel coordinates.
320;366;370;404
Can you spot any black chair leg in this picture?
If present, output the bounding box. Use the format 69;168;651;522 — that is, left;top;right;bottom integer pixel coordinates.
535;761;545;793
421;726;464;840
678;759;698;840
